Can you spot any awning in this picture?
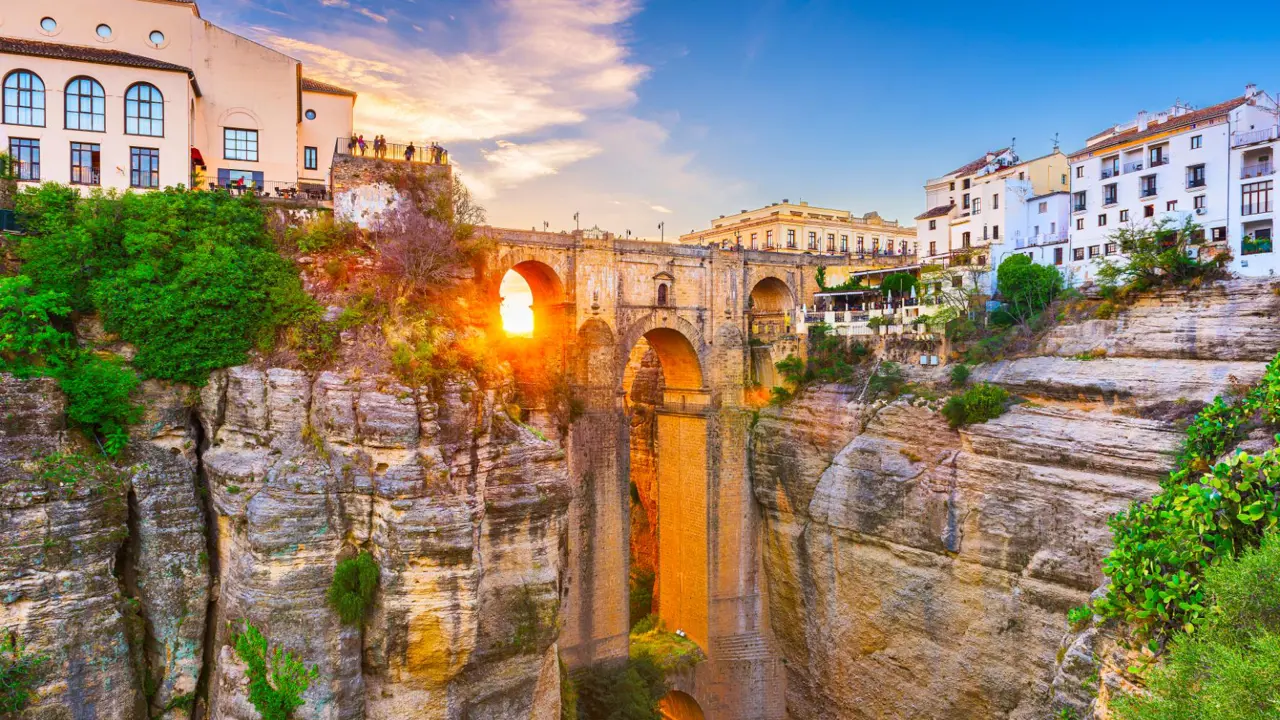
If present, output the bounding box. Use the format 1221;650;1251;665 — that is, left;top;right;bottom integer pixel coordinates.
191;148;206;167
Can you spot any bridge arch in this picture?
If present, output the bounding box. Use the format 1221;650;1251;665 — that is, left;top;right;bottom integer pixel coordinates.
660;690;706;720
748;275;795;313
617;314;708;393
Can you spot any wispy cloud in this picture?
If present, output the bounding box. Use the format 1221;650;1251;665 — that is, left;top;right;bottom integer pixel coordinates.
650;204;672;214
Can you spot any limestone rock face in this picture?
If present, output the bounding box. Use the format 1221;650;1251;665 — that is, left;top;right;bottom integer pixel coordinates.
0;366;570;720
753;279;1279;719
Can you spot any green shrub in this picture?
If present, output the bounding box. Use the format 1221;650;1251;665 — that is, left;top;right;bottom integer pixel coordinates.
867;362;905;400
0;275;70;375
575;655;666;720
949;364;972;387
326;552;379;626
58;354;141;455
288;215;359;254
940;383;1009;428
1112;533;1280;720
997;254;1063;321
768;386;793;405
16;185;317;385
629;567;655;629
1096;353;1280;640
0;632;49;714
233;623;316;720
774;355;806;386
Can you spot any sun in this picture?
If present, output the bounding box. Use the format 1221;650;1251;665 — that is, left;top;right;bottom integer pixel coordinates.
500;270;535;337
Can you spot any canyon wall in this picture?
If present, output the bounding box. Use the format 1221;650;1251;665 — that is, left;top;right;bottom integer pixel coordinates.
751;278;1280;719
0;366;570;720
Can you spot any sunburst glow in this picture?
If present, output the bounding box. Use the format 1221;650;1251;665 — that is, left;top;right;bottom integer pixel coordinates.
500;270;535;336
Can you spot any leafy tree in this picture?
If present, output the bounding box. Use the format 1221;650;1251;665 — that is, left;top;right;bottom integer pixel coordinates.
867;361;905;400
574;655;666;720
949;364;971;387
0;631;49;714
326;552;380;626
879;272;918;296
996;254;1062;321
58;354;140;456
1096;217;1227;294
233;623;317;720
0;275;70;375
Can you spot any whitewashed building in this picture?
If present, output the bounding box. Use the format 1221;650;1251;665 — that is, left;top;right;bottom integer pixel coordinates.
1066;85;1280;280
916;147;1070;293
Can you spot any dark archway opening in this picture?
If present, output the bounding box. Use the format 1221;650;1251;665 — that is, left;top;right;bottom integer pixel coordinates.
747;277;795;390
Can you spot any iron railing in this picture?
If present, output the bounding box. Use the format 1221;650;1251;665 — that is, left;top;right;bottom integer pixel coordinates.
207;179;331;202
1140;184;1158;198
1150;155;1170;168
1100;167;1118;179
1232;126;1279;148
1123;161;1144;174
1242;162;1275;179
335;136;450;165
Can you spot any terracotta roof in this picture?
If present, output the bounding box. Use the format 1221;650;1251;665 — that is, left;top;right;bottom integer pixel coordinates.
1073;97;1247;156
915;204;954;221
302;77;357;98
0;35;192;74
948;148;1010;177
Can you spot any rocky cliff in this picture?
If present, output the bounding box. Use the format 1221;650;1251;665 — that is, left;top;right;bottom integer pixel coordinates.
751;278;1280;719
0;365;570;720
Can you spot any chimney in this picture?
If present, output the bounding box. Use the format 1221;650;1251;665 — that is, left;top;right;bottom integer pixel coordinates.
1137;110;1149;132
1246;83;1259;99
782;198;789;204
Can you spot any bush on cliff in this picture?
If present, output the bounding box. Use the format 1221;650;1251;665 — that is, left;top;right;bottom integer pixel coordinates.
1096;352;1280;641
15;184;317;384
0;632;49;714
941;383;1009;428
996;254;1062;322
1113;532;1280;720
233;623;317;720
574;654;665;720
327;552;380;626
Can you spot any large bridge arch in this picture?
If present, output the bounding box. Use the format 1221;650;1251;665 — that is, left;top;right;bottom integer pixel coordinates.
487;250;573;341
617;314;710;397
661;690;707;720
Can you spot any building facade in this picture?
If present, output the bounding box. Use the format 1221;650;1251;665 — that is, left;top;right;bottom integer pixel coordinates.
679;201;917;259
1066;85;1279;280
916;148;1070;292
1;0;355;194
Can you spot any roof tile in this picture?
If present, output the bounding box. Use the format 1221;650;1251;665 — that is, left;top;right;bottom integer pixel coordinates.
1072;97;1246;156
302;77;357;97
0;35;192;74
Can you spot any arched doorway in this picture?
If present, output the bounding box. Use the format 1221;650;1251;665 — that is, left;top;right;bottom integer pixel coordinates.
660;690;706;720
492;260;568;438
620;324;709;650
747;277;795;389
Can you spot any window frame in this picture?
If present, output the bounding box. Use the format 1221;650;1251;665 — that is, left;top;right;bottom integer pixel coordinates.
3;70;46;127
70;141;101;185
304;145;318;171
1191;135;1202;149
129;146;160;188
8;138;40;181
64;76;106;132
124;82;164;137
223;127;259;162
1072;248;1085;261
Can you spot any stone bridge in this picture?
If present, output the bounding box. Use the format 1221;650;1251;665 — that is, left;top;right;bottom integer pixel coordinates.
479;227;915;719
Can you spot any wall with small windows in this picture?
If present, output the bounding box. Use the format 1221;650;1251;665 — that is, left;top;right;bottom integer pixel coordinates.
298;89;355;185
0;58;192;192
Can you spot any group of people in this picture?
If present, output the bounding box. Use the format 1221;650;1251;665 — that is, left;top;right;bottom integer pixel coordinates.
347;134;449;165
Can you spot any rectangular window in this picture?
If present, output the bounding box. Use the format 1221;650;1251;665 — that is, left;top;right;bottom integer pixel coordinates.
1075;166;1084;178
1150;145;1168;167
992;194;999;210
826;233;835;251
992;225;1000;240
1191;135;1202;149
1054;247;1063;265
1120;209;1130;222
1038;201;1048;213
1105;242;1118;255
929;241;937;255
963;193;971;209
1140;175;1157;197
1144;204;1155;218
1098;213;1107;227
872;238;881;253
857;236;864;252
129;147;160;189
750;233;757;249
1073;248;1085;261
1103;183;1117;205
808;231;817;249
901;240;909;254
224;128;259;162
1187;164;1206;188
949;182;956;191
972;197;982;214
1242;181;1273;216
70;142;100;185
787;229;796;248
1166;200;1178;211
1076;218;1084;230
8;138;39;181
766;230;773;248
963;178;971;189
1212;227;1226;243
1194;195;1206;210
961;232;971;248
304;146;318;171
1101;156;1120;179
840;234;848;251
1073;191;1087;212
929;220;937;230
1088;245;1100;258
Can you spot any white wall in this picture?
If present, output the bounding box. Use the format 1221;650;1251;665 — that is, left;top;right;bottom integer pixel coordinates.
298;89;354;184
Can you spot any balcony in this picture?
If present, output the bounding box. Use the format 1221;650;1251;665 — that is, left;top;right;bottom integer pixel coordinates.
334;136;450;165
1232;126;1280;148
1242;162;1275;180
1100;167;1118;179
1186;178;1207;189
1073;204;1087;213
1123;161;1144;174
1016;231;1069;248
1150;155;1171;168
1140;185;1158;198
207;178;333;207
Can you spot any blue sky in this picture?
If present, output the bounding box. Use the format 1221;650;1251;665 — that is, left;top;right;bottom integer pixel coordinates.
204;0;1280;240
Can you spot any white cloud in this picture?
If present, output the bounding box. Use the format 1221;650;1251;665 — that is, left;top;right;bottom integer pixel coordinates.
650;204;672;214
470;139;602;198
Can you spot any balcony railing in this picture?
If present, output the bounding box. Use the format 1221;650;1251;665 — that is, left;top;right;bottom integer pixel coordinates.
1100;167;1118;179
1232;126;1280;148
1140;185;1158;198
1149;155;1170;168
1242;162;1275;180
207;179;332;204
1186;178;1207;189
1015;231;1069;248
1123;161;1144;174
334;136;450;165
1073;204;1087;213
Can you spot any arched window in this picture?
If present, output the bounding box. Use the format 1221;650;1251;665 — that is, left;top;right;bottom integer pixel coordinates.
125;83;163;136
65;77;105;132
657;283;668;307
3;70;45;126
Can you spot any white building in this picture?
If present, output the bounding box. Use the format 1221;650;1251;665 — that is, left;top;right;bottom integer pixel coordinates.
916;147;1070;293
1066;85;1280;280
1229;102;1280;276
1;0;356;196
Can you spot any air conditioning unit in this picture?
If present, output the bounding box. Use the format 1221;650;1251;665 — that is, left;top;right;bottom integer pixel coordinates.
1195;207;1208;215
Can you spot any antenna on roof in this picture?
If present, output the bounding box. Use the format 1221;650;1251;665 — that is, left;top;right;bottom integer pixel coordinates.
1011;137;1016;154
1051;132;1060;152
